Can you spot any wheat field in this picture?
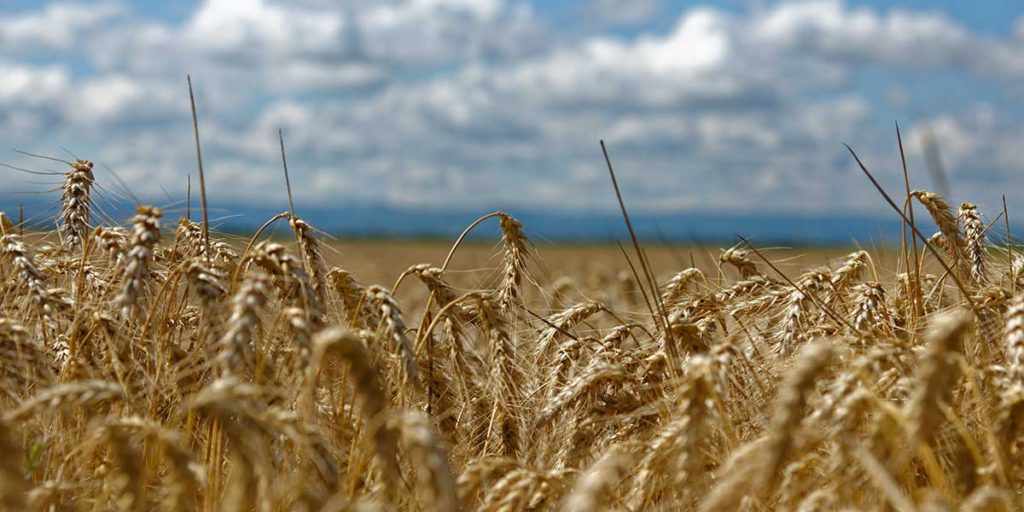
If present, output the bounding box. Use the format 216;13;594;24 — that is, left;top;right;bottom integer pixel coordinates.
0;157;1022;511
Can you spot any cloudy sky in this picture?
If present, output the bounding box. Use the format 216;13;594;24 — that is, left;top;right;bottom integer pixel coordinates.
2;0;1023;221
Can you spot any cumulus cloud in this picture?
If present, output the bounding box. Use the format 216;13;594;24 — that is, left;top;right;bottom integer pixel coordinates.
360;0;545;64
0;62;70;107
752;2;972;65
186;0;345;56
0;2;126;53
1;0;1023;218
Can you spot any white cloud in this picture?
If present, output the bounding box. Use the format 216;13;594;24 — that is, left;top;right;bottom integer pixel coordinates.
186;0;344;55
73;76;180;123
179;0;544;68
2;0;1024;219
908;105;1004;174
749;0;1023;75
0;2;126;53
359;0;544;64
0;62;70;106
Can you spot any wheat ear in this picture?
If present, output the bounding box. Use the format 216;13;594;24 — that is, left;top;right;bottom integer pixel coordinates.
58;159;94;252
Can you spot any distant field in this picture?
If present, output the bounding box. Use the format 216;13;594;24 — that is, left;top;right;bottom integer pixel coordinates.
323;238;876;286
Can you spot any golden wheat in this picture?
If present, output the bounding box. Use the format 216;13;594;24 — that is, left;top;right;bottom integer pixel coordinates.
0;164;1022;512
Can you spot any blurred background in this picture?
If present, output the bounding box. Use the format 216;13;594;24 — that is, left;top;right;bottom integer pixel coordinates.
1;0;1022;244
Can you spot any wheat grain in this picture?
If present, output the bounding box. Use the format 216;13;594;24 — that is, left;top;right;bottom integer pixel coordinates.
566;445;630;512
5;380;124;421
719;246;758;278
367;285;421;398
59;159;94;252
114;205;162;318
217;270;270;377
907;309;972;445
290;217;328;305
389;411;458;511
660;268;703;306
496;213;529;310
1;233;70;321
958;203;987;286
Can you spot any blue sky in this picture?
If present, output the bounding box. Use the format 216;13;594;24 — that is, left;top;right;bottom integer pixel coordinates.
2;0;1023;222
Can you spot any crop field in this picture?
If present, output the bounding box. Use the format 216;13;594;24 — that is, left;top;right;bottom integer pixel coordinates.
6;0;1024;509
0;160;1021;512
